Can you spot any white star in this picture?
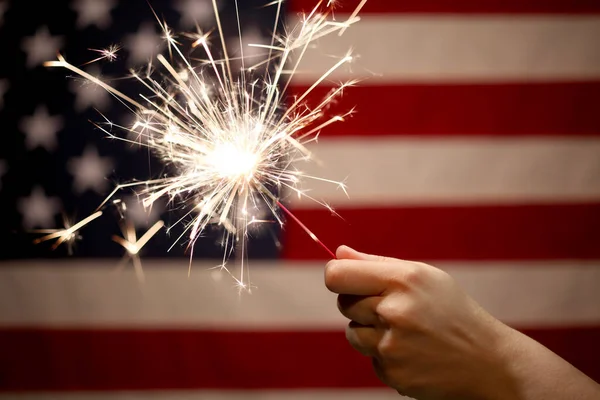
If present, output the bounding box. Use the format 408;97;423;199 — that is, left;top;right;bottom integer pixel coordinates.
71;0;116;29
68;146;114;194
228;27;269;71
0;160;6;190
21;26;64;68
124;195;164;228
69;67;111;111
174;0;221;28
18;186;62;229
0;79;7;110
124;22;163;65
0;1;7;27
19;105;64;152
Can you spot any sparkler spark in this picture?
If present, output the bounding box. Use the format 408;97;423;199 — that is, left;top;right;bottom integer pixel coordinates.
32;211;103;254
113;219;165;282
82;44;121;65
43;0;364;289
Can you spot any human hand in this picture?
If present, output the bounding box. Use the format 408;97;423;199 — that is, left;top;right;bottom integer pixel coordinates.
324;246;520;399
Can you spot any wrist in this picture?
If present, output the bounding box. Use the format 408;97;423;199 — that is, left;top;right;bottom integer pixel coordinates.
484;322;530;400
484;321;600;400
470;319;524;400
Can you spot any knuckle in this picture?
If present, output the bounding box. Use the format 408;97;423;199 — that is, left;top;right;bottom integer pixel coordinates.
401;262;423;285
374;298;395;321
398;305;420;329
376;334;398;359
382;261;425;289
376;341;392;358
397;296;422;326
377;295;421;329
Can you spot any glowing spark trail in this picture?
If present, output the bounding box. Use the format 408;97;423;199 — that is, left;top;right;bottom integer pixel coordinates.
33;211;103;254
113;220;165;282
43;0;365;289
82;44;121;65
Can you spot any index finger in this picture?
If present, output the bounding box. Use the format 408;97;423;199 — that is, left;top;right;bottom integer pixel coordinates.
324;259;406;295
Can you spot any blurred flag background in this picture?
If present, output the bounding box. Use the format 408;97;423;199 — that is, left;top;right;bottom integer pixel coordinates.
0;0;599;399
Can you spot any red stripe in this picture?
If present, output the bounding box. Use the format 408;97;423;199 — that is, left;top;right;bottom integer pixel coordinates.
0;329;380;391
0;326;598;391
289;82;600;137
280;203;600;261
287;0;600;14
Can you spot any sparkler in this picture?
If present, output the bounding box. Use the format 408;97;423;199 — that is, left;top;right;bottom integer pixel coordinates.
43;0;365;290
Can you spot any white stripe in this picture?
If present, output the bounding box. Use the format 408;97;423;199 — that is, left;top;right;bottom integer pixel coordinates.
3;390;405;400
289;137;600;207
289;15;600;83
1;260;599;328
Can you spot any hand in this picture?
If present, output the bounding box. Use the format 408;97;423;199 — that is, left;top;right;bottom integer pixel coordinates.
324;246;600;400
325;245;511;399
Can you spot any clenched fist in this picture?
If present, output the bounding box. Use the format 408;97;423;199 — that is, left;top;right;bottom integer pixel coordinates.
325;246;600;400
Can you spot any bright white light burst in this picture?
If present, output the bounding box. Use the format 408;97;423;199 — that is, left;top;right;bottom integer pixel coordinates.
43;0;367;290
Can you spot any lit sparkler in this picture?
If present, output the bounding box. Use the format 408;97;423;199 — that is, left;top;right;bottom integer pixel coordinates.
43;0;365;289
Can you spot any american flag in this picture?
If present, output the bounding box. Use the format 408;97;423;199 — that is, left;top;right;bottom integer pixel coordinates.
1;0;599;399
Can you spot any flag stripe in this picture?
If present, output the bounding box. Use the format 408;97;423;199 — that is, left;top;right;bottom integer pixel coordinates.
280;204;600;260
288;0;600;14
290;83;600;137
1;326;598;391
289;16;600;83
0;329;380;390
1;262;600;327
289;137;600;207
0;390;403;400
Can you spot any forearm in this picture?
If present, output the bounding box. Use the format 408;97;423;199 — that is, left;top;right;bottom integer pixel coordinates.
492;324;600;400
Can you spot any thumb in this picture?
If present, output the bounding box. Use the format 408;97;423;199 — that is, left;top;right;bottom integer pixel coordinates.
336;245;394;262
